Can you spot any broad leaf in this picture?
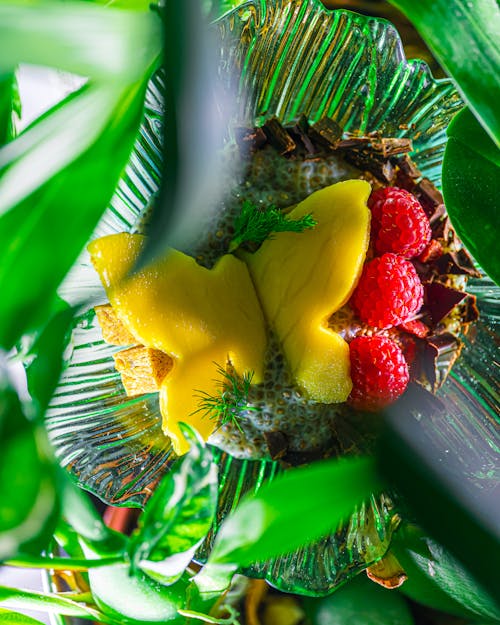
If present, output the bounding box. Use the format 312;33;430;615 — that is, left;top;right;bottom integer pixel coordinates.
0;80;150;349
140;0;233;265
387;0;500;147
392;526;500;622
24;299;76;418
303;574;414;625
0;609;45;625
129;424;218;586
0;1;161;83
0;73;20;145
442;107;500;285
378;386;500;610
197;455;382;592
0;376;58;559
0;586;105;622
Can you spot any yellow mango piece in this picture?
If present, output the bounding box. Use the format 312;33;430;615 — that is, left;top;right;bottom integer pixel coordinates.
88;233;267;455
246;179;371;403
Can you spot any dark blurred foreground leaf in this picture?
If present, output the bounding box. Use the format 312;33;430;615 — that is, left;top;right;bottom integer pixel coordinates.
0;1;160;82
0;80;151;349
0;609;45;625
140;0;233;265
378;387;500;611
443;107;500;285
392;526;500;622
387;0;500;147
129;424;218;585
0;377;58;559
196;456;382;593
303;574;414;625
24;299;76;418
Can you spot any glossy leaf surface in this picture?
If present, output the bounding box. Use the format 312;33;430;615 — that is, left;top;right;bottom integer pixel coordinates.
129;424;218;585
442;107;500;285
0;2;161;82
0;73;19;144
303;574;414;625
0;609;45;625
0;81;149;349
388;0;500;146
25;300;76;418
0;378;58;558
206;456;382;568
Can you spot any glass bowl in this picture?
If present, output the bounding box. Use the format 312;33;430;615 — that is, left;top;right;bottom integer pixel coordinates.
46;0;499;596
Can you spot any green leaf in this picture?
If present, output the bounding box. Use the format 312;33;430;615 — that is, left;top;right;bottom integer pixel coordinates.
24;299;76;419
303;574;414;625
0;376;58;559
0;1;161;83
0;609;45;625
392;526;500;622
387;0;500;147
0;79;150;349
442;107;500;284
0;73;19;145
377;388;500;612
0;586;106;622
198;456;382;591
129;424;218;586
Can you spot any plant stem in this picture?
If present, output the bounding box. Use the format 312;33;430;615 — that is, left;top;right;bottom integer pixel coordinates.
4;554;125;571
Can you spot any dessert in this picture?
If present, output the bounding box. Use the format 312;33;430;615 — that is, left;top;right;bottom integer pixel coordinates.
88;117;479;460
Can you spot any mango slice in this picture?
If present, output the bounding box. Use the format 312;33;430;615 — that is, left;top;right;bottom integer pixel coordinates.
246;179;371;403
88;233;267;455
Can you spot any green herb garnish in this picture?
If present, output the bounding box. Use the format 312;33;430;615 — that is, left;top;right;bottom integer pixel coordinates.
192;363;259;433
228;200;317;252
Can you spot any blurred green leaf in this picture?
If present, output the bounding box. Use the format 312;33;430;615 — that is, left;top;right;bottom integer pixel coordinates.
378;388;500;612
0;586;106;622
0;377;58;559
129;424;218;586
24;299;75;418
140;0;231;266
0;79;151;349
387;0;500;147
442;107;500;285
0;609;45;625
0;1;161;82
0;73;19;144
303;574;414;625
392;526;500;622
197;456;382;593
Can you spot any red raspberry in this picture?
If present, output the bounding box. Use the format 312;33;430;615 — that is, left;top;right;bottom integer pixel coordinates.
351;253;424;328
368;187;431;258
348;336;409;411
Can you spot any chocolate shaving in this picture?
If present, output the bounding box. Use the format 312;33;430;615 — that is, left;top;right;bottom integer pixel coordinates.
262;117;296;155
424;281;467;324
344;150;396;184
234;126;267;155
422;333;463;391
264;430;289;460
288;115;316;154
370;137;413;158
436;249;482;278
309;116;342;150
413;178;444;217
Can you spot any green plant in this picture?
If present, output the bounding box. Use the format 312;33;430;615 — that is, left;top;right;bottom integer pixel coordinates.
0;0;499;624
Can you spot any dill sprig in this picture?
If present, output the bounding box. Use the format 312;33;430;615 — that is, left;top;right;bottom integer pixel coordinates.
192;363;259;433
228;200;317;252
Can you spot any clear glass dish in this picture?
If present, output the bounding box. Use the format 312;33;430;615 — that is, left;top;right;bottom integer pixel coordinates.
46;0;499;596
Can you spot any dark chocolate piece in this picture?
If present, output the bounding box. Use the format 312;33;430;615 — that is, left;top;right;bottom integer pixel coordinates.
309;117;342;149
289;114;316;154
234;126;267;155
461;295;480;324
419;239;443;263
264;430;289;460
371;137;413;158
424;281;467;324
336;136;371;149
414;178;444;217
397;154;422;180
262;117;296;155
344;150;396;184
436;250;482;278
423;333;463;390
